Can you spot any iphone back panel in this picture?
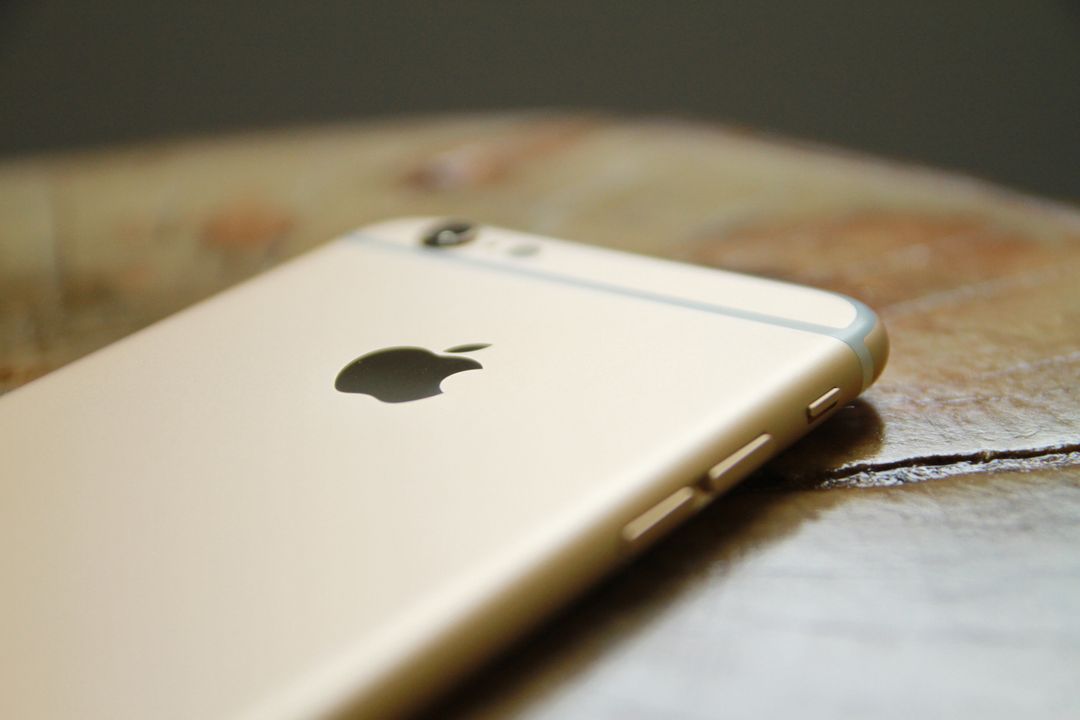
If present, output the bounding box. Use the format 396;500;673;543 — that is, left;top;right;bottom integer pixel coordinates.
0;218;887;719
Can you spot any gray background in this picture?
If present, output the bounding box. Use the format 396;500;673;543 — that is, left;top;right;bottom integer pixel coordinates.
2;0;1078;200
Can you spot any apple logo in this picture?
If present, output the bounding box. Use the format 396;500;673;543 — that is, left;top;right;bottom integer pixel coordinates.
334;343;491;403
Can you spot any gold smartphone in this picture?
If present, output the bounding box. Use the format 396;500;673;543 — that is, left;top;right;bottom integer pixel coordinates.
0;218;887;719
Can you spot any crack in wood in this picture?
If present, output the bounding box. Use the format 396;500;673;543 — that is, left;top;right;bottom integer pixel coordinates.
807;445;1080;490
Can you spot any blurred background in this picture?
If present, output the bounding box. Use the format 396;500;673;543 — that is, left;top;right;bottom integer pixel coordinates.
1;0;1077;200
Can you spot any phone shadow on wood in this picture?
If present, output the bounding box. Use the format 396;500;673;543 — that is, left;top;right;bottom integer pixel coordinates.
421;400;884;719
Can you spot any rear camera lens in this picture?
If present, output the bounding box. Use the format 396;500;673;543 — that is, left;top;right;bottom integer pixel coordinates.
422;221;477;248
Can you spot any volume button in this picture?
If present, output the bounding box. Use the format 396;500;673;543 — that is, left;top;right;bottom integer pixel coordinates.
621;487;698;551
706;433;772;492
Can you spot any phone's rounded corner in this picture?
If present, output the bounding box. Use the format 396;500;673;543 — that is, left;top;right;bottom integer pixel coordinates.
862;312;889;386
836;294;889;388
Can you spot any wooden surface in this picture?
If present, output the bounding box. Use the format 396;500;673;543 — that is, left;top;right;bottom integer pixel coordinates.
2;114;1078;718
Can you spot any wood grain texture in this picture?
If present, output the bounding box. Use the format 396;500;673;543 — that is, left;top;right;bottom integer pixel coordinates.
1;114;1078;718
436;467;1080;720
